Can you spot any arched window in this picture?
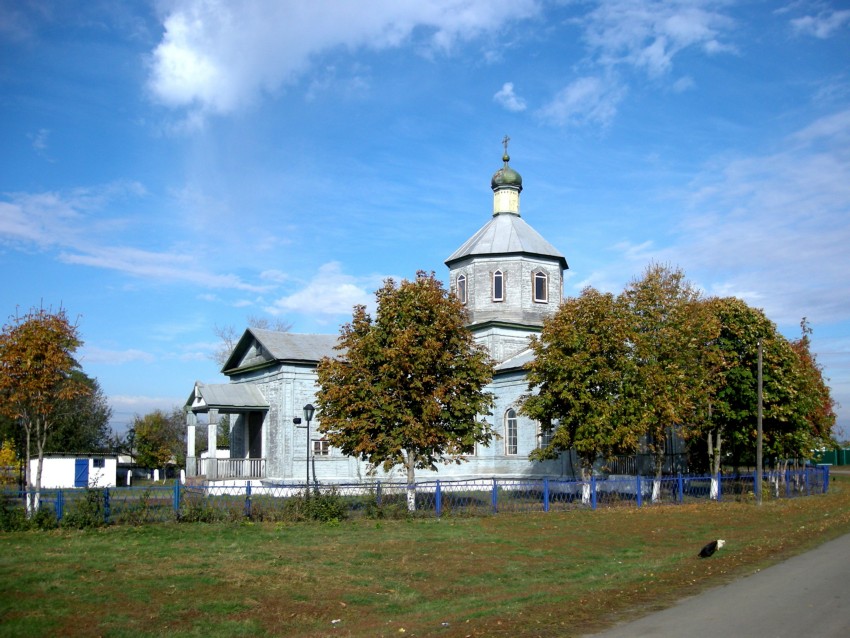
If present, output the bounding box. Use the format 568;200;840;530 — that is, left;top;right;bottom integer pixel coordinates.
456;274;467;304
505;409;518;455
492;270;504;302
533;271;548;303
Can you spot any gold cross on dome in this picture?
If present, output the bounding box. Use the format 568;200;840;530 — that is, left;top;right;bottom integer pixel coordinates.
502;135;510;156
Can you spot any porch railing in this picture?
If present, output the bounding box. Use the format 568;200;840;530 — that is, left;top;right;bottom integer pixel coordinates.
199;458;265;479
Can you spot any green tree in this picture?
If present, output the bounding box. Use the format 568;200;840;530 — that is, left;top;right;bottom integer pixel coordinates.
773;319;836;461
0;306;89;511
677;297;776;495
44;371;113;454
0;438;17;486
131;408;186;473
3;369;116;459
619;264;720;500
193;414;230;456
676;300;836;495
316;272;494;510
522;287;639;497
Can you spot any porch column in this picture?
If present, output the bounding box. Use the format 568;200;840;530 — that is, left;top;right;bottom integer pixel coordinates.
208;409;218;480
186;411;197;476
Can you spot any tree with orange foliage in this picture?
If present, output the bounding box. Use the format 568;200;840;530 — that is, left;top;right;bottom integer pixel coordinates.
0;307;89;512
317;272;494;510
784;318;837;455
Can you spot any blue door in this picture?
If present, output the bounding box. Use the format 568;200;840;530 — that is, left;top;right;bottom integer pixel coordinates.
74;459;89;487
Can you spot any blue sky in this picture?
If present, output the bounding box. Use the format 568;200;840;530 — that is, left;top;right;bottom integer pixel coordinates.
1;0;849;439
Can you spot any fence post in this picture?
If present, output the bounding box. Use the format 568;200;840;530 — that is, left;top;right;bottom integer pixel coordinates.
591;475;597;510
636;475;642;508
56;489;64;522
491;478;498;514
103;488;111;524
173;479;181;515
805;467;810;496
717;472;722;502
677;472;683;503
822;465;829;494
753;469;760;501
376;480;382;507
785;468;791;497
543;478;550;513
244;482;252;519
435;480;442;518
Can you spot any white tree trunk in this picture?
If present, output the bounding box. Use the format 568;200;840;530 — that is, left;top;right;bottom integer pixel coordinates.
24;425;34;515
708;429;723;501
580;466;591;504
405;452;416;512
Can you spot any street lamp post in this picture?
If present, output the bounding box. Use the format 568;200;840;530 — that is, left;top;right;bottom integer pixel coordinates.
303;404;315;490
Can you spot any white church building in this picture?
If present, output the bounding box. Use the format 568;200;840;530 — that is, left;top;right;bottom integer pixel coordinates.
185;145;577;485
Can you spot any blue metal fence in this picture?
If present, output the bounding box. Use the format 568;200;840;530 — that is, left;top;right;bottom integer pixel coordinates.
2;466;830;526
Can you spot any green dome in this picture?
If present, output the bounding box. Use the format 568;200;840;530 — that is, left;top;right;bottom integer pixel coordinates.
491;153;523;191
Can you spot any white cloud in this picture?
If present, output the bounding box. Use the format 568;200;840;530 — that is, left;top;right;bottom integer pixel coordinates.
59;246;269;292
108;394;185;429
538;75;625;127
28;127;50;153
266;261;383;319
0;183;143;249
581;0;736;77
259;269;291;283
538;1;733;129
671;75;695;93
148;0;540;117
791;9;850;39
0;184;272;293
493;82;527;112
568;108;850;333
81;346;156;365
665;109;850;326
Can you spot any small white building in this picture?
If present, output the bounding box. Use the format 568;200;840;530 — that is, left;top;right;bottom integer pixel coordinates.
30;455;118;489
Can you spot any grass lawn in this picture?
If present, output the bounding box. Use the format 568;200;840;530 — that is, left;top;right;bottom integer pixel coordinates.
2;475;850;638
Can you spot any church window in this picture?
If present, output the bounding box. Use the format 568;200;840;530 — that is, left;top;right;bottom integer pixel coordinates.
533;271;548;303
539;421;555;449
505;409;518;455
492;270;504;302
313;438;330;456
456;274;467;304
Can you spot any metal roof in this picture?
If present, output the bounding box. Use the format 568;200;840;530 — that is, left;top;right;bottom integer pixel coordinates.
187;381;270;411
445;212;568;269
222;329;340;373
250;329;339;362
494;347;535;372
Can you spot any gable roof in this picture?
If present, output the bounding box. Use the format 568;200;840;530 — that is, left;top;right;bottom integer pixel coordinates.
186;381;270;411
445;212;568;269
222;328;340;374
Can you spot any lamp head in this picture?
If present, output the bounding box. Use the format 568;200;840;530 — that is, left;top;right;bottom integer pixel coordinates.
303;404;315;422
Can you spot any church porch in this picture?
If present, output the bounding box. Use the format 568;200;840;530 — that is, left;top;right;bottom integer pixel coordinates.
185;381;270;481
